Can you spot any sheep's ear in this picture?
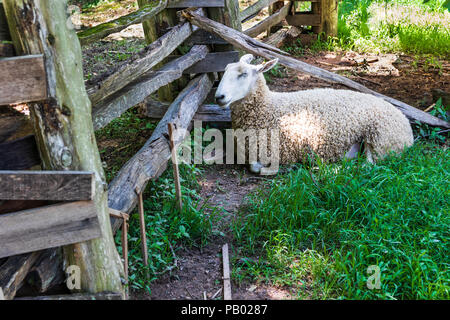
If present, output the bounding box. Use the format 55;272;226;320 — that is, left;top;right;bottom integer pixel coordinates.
257;59;279;73
240;54;254;64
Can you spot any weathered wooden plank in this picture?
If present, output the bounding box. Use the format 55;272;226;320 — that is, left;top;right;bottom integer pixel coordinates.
244;3;290;37
0;252;41;300
87;8;204;106
0;3;11;41
286;13;321;27
264;26;301;48
167;0;224;8
0;201;101;259
182;9;450;129
0;108;33;143
77;1;168;46
109;74;214;232
0;135;41;170
92;45;209;130
0;43;14;56
185;29;228;45
145;101;231;122
240;0;279;22
0;55;47;105
15;292;123;300
0;171;94;201
184;51;239;74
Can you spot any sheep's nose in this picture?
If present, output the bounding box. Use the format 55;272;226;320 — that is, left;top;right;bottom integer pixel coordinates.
215;94;225;103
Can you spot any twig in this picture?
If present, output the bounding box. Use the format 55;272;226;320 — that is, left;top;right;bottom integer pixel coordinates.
424;103;436;113
0;287;4;300
211;288;222;300
109;208;129;283
137;190;148;267
203;291;207;300
222;244;232;300
168;122;183;210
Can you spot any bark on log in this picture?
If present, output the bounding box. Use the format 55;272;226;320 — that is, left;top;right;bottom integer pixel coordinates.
244;3;290;37
0;252;41;300
3;0;124;295
108;73;214;232
87;8;203;106
264;26;301;48
181;10;450;129
92;45;209;130
77;1;168;46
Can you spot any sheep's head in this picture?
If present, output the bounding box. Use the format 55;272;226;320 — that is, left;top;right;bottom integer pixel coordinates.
215;54;278;108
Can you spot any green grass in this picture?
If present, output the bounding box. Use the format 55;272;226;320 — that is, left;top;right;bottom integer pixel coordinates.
232;142;449;299
301;0;450;57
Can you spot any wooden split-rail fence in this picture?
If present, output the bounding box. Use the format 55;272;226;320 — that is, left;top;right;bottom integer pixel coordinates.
0;0;448;301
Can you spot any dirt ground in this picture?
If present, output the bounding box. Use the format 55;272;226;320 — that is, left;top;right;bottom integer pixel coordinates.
79;0;449;301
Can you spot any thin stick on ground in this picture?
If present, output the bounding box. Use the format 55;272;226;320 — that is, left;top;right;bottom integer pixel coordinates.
109;209;130;280
222;243;232;300
168;122;183;211
0;287;4;300
137;191;148;266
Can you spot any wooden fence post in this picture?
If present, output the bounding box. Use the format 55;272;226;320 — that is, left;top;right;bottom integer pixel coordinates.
320;0;338;37
3;0;124;296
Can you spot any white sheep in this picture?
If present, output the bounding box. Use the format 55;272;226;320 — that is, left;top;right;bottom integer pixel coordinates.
215;54;414;173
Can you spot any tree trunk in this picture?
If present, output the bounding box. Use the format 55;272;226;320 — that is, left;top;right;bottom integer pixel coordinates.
3;0;124;295
320;0;338;37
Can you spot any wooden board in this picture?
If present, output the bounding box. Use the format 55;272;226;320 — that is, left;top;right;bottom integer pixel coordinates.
0;171;94;201
286;13;321;27
184;51;239;74
0;201;101;259
0;3;11;41
185;29;228;45
167;0;224;8
0;135;41;170
0;55;47;105
240;0;279;22
244;3;290;37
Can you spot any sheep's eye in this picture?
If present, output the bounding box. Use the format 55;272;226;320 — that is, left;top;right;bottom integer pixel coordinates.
238;72;247;79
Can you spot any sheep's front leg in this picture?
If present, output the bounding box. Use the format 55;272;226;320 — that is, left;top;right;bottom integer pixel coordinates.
345;142;361;159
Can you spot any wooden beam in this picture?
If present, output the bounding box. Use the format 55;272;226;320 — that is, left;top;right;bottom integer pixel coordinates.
286;13;321;27
186;29;228;45
0;201;101;259
87;8;204;106
240;0;279;22
3;0;125;295
92;45;209;130
15;292;123;300
77;1;168;46
0;55;47;105
222;244;232;300
0;171;94;201
108;74;214;232
264;26;302;48
244;3;290;37
167;0;224;8
184;51;239;74
181;9;450;129
0;135;41;170
0;252;41;299
145;101;231;123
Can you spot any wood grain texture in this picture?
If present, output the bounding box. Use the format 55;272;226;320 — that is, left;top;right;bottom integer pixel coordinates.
0;252;41;299
184;51;239;74
92;45;209;130
186;29;228;45
244;3;290;37
182;9;450;129
0;171;94;201
0;201;101;259
108;74;214;232
286;13;321;27
0;55;47;105
0;135;41;170
167;0;224;8
145;101;231;123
